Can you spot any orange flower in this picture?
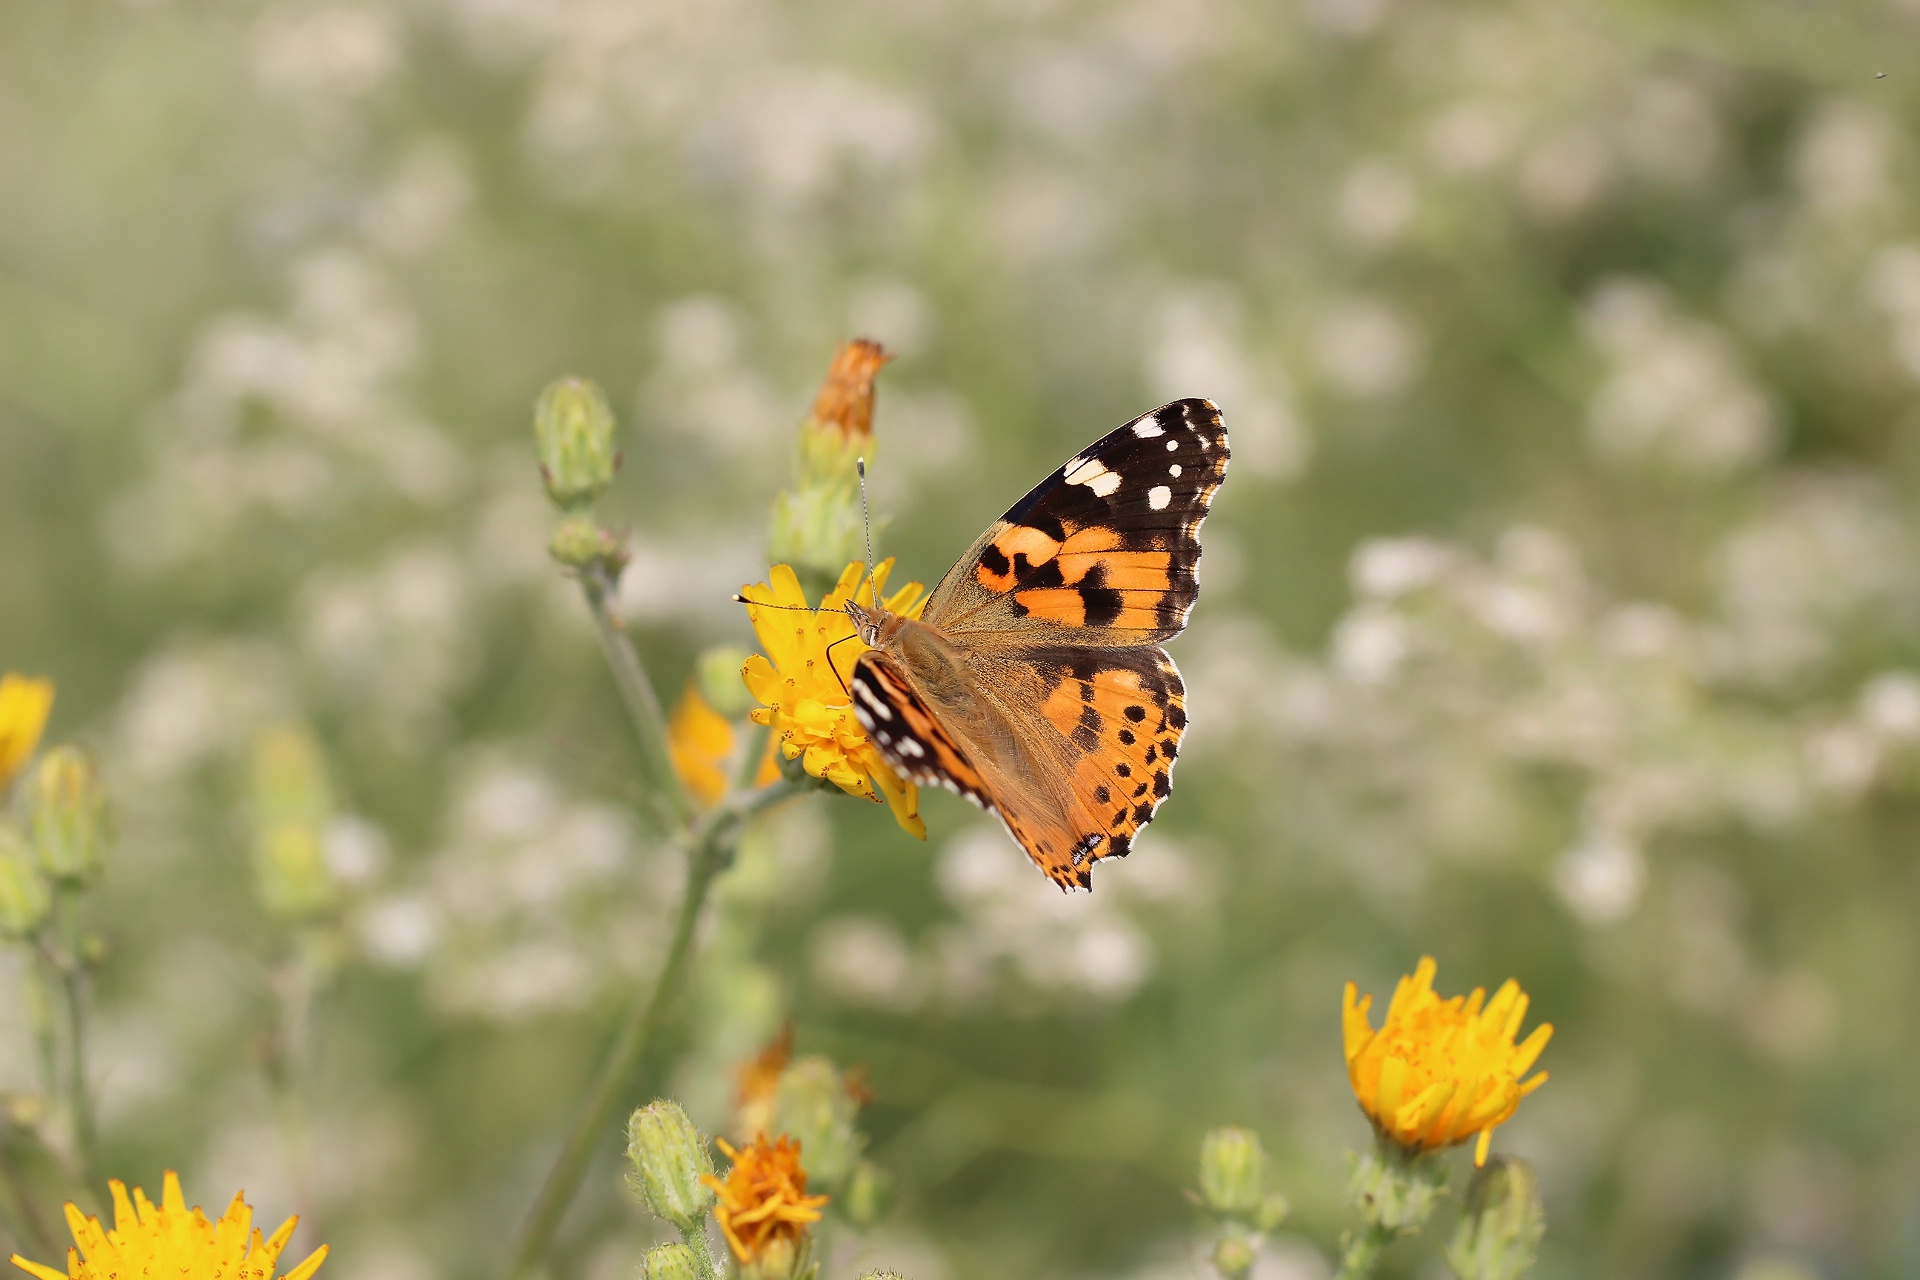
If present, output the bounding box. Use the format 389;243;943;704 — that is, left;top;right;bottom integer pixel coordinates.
1342;956;1552;1167
807;339;892;447
669;683;735;810
703;1134;830;1265
0;674;54;794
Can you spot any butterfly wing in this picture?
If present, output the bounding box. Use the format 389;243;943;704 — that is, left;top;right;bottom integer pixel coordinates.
852;642;1189;891
923;398;1229;645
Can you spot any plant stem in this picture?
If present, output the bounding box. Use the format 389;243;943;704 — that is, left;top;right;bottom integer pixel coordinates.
582;566;689;830
51;889;96;1190
0;1138;54;1260
1335;1221;1397;1280
502;782;797;1280
679;1222;722;1280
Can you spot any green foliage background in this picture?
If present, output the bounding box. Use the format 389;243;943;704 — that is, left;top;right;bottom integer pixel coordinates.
3;2;1920;1278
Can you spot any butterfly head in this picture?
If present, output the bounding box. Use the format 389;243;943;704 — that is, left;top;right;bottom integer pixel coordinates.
844;599;893;647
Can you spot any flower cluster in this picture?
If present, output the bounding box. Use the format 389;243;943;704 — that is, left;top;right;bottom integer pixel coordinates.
705;1134;831;1269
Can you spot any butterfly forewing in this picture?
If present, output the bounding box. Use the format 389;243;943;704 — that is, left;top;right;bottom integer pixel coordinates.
925;398;1229;645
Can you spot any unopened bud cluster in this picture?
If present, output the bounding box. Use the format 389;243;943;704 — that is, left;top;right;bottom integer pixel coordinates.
533;377;628;578
1196;1127;1289;1280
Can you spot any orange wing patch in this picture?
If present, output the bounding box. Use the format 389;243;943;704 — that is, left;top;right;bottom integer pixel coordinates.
1031;649;1187;884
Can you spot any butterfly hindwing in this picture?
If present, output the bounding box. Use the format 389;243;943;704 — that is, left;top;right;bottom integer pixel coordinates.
925;398;1229;645
849;651;993;809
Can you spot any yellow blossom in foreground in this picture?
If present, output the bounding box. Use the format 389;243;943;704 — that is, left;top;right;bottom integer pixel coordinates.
739;560;927;838
0;674;54;793
669;683;735;810
1343;956;1552;1167
703;1134;830;1265
10;1171;327;1280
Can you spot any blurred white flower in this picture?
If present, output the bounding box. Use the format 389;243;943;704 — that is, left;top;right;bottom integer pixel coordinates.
253;4;403;99
1313;296;1423;400
1554;830;1645;924
810;917;924;1011
1146;287;1309;480
1335;160;1416;249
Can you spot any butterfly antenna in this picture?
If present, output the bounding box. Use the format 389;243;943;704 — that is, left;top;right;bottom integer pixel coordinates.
858;457;877;597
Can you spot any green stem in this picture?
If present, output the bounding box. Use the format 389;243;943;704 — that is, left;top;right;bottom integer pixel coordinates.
502;782;796;1280
582;566;690;830
51;890;96;1190
1335;1221;1397;1280
0;1137;54;1261
678;1221;722;1280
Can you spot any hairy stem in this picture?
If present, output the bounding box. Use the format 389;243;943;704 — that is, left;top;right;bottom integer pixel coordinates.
51;889;96;1191
1335;1221;1397;1280
503;781;797;1280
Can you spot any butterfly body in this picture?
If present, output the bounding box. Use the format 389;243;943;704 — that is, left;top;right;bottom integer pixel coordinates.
849;398;1228;890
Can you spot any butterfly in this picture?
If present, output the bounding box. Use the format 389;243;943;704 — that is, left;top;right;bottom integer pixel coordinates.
845;398;1228;890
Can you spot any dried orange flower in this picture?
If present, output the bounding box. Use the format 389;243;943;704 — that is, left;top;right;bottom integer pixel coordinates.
807;339;893;447
703;1134;830;1265
739;560;927;837
1343;956;1552;1167
9;1171;327;1280
0;674;54;794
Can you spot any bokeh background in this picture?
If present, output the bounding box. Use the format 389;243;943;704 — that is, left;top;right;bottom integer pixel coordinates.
5;1;1920;1277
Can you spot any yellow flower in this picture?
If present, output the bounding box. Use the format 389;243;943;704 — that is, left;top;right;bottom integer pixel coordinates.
702;1134;830;1266
0;674;54;793
1342;956;1552;1167
669;683;736;810
739;560;927;838
9;1171;328;1280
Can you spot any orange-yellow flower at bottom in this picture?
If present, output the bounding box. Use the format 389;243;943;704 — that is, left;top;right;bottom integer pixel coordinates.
1343;956;1552;1167
0;674;54;793
703;1134;830;1266
739;560;927;838
10;1171;327;1280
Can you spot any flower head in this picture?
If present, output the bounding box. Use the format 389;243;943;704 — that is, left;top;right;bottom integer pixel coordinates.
669;682;736;810
703;1134;830;1268
9;1171;328;1280
1342;956;1552;1167
805;339;892;451
0;674;54;794
739;560;927;838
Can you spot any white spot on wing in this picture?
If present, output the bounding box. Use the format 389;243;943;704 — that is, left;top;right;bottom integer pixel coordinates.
1065;454;1123;498
1131;418;1165;438
1148;485;1172;510
1169;464;1182;477
1165;439;1179;451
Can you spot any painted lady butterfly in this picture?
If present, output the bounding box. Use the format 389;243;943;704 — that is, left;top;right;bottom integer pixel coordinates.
846;398;1228;891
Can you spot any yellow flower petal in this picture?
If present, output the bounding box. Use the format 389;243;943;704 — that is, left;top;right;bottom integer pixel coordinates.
9;1173;326;1280
1342;956;1550;1164
0;674;54;793
669;683;735;810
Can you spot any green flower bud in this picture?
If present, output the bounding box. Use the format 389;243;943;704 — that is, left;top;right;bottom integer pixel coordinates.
856;1273;907;1279
1199;1127;1267;1219
1253;1190;1291;1233
548;513;627;574
1210;1234;1257;1280
534;377;620;510
0;828;51;938
842;1158;888;1227
641;1243;701;1280
30;747;110;885
740;1234;812;1280
776;1057;861;1189
249;727;338;920
697;645;757;719
1444;1156;1544;1280
626;1100;716;1234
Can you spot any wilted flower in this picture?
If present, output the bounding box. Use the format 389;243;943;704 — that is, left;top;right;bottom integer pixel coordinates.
0;674;54;794
739;560;927;837
804;339;892;454
703;1134;830;1274
734;1024;795;1141
8;1171;328;1280
1343;956;1552;1167
769;340;894;583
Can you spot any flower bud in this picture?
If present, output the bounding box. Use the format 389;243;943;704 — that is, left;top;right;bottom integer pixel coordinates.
547;514;628;574
1443;1156;1544;1280
768;340;893;590
857;1273;907;1279
739;1234;808;1280
776;1057;862;1188
697;646;757;719
1198;1127;1267;1220
842;1159;888;1227
249;727;339;920
534;377;619;510
1210;1234;1257;1280
627;1100;717;1234
30;747;110;885
641;1243;701;1280
0;828;51;938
